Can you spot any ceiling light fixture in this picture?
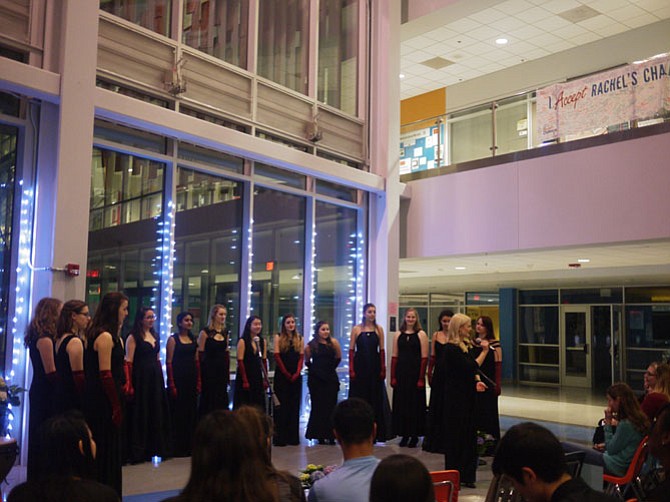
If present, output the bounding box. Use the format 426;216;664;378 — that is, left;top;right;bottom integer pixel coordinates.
578;259;590;263
455;266;466;270
495;38;508;45
399;73;405;79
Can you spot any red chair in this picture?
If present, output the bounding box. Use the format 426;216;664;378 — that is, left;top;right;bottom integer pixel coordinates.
430;470;459;502
603;435;648;500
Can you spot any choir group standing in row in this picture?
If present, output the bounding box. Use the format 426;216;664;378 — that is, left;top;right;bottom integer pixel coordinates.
23;294;502;495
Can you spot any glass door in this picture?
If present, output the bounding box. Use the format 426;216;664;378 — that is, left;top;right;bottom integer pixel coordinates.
561;305;591;387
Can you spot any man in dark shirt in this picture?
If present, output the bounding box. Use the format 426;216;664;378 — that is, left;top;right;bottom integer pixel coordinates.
492;422;618;502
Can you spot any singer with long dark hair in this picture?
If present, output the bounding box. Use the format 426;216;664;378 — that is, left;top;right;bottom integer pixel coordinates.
233;316;266;410
472;315;501;449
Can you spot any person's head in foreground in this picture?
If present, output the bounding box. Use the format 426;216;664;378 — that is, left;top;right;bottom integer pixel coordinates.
369;454;434;502
332;397;376;446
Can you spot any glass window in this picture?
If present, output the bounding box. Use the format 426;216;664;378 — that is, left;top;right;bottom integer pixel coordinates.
257;0;309;94
315;180;357;203
449;105;493;164
96;80;171;108
94;123;167;154
313;201;359;343
560;288;623;304
625;287;670;303
100;0;171;37
519;306;558;344
251;187;305;337
173;167;244;338
465;292;498;305
178;142;244;175
495;95;528;156
318;0;359;115
625;306;670;349
519;289;558;305
0;92;20;118
182;0;248;69
254;163;306;190
0;124;18;369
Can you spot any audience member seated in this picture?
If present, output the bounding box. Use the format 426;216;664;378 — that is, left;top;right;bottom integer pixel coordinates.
641;363;670;421
369;454;434;502
643;362;660;397
308;398;380;502
564;383;649;477
492;422;618;502
163;410;279;502
646;402;670;501
8;412;119;502
235;405;305;502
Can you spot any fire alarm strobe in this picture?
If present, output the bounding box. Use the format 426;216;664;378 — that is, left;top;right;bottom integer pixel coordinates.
65;263;80;276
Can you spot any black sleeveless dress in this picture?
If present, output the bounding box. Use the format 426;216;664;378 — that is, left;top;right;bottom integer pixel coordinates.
169;334;198;456
424;340;447;452
392;332;426;437
472;341;501;443
305;340;340;441
199;332;230;416
54;335;82;413
84;333;125;496
233;337;266;410
348;330;393;441
126;338;171;463
273;342;302;445
27;337;56;480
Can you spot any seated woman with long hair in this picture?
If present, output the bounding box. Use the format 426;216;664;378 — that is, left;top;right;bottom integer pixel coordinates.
8;412;119;502
163;410;280;502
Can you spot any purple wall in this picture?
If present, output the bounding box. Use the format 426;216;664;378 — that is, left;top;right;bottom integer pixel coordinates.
404;132;670;259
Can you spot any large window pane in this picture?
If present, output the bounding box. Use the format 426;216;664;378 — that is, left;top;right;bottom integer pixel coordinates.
318;0;359;115
182;0;248;69
251;187;305;336
449;105;493;164
173;167;244;338
100;0;171;37
495;96;528;156
257;0;309;94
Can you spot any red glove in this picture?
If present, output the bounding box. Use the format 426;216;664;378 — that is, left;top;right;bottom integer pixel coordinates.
196;352;202;394
417;357;428;388
100;370;122;428
348;349;356;380
379;349;386;380
274;352;292;380
238;360;250;390
167;362;177;399
427;355;436;387
495;360;502;396
122;361;134;400
390;356;398;388
291;354;304;382
73;370;86;397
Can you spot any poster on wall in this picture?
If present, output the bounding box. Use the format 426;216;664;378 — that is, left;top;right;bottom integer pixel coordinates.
399;122;445;175
536;53;670;142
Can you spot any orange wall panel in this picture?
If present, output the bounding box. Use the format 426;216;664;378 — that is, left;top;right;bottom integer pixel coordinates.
400;88;445;127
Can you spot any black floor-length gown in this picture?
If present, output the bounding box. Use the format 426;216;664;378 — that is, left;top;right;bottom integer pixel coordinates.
84;334;125;496
273;345;302;445
169;334;198;456
348;330;393;441
27;337;56;480
424;340;447;452
305;340;340;441
233;337;266;410
127;339;171;463
392;332;426;437
54;335;82;414
472;341;501;444
198;335;230;416
443;343;479;484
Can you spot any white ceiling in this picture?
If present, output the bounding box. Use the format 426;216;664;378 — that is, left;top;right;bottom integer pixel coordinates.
400;0;670;100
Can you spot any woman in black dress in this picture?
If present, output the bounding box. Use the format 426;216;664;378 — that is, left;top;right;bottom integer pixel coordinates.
305;321;341;444
233;315;266;410
442;313;487;488
25;297;62;480
197;304;230;416
423;309;453;453
472;315;502;450
125;306;171;464
166;311;198;457
84;292;128;496
391;308;429;448
272;313;304;446
54;300;89;413
348;303;393;442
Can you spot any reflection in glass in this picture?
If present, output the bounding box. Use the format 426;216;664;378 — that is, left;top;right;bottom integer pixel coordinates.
100;0;171;37
173;168;244;338
449;105;493;164
258;0;309;94
182;0;248;69
318;0;359;115
251;187;305;337
495;96;529;156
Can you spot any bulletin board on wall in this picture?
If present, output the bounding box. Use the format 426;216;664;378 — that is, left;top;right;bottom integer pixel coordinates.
399;121;446;175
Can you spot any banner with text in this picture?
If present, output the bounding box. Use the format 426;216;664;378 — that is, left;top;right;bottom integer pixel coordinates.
537;54;670;142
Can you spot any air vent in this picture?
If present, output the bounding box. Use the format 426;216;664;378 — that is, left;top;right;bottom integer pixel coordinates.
420;57;454;70
558;5;600;23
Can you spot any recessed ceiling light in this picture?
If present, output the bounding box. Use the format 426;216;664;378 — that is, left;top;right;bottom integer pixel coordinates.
455;266;466;270
578;258;590;263
495;38;508;45
399;73;405;79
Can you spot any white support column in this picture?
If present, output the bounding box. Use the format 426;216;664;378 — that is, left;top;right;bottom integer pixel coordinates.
32;0;99;302
367;0;402;353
